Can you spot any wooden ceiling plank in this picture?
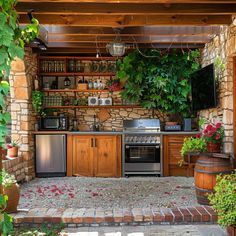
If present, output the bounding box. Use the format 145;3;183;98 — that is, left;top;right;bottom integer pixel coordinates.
19;14;231;26
47;42;205;47
42;25;222;36
16;2;236;15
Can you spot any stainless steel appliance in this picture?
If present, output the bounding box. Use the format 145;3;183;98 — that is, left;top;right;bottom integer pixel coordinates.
123;119;162;176
35;134;66;177
39;116;68;130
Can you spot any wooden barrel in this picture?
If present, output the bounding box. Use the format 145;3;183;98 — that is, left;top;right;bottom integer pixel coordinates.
194;154;233;205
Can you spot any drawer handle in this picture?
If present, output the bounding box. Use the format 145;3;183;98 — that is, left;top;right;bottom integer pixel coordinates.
93;138;96;147
91;138;93;147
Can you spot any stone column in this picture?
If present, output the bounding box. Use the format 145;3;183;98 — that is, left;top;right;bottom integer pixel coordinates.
9;48;37;181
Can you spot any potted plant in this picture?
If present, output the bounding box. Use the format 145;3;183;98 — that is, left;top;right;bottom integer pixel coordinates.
32;90;46;117
2;169;20;213
179;135;207;166
6;140;19;158
208;171;236;235
201;122;224;153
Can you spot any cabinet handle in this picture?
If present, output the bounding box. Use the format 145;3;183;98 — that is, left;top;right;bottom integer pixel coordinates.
91;138;93;147
93;138;96;147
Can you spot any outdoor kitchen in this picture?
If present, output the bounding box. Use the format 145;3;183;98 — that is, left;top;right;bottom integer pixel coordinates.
2;1;236;235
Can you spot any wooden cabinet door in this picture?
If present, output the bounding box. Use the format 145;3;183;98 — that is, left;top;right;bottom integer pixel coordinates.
72;135;93;176
94;135;120;177
163;135;192;176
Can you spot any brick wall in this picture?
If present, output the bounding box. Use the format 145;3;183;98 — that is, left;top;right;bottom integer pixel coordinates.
2;157;26;182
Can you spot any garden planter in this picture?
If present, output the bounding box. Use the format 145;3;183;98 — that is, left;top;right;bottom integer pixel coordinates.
7;146;18;157
194;154;233;205
227;225;236;236
206;142;221;153
183;153;199;163
3;183;20;213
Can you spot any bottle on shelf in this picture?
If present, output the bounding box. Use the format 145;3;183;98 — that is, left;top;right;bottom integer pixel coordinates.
93;80;98;89
88;80;93;89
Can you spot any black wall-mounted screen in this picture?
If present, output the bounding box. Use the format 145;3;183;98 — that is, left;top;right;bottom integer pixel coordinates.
191;63;217;111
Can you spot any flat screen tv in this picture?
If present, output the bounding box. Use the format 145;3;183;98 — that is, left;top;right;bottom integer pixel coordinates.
191;63;217;111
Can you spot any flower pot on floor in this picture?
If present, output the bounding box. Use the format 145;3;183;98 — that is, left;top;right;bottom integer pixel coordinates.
227;225;236;236
206;142;221;153
7;146;18;157
3;183;20;213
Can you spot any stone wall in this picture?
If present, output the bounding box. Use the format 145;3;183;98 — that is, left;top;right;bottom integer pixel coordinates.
9;47;37;181
200;25;236;153
2;157;26;182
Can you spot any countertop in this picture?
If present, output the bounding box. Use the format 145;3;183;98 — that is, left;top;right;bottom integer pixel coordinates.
32;130;199;135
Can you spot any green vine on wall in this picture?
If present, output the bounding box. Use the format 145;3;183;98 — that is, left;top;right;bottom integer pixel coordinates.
0;0;39;234
116;49;200;117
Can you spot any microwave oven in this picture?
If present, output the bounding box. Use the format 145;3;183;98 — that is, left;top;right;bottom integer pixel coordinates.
39;116;68;130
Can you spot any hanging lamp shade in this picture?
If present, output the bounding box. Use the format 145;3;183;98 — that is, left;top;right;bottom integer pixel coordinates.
106;42;126;57
106;28;126;57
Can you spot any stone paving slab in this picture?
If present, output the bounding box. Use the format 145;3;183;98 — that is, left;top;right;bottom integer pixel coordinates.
59;225;227;236
12;206;218;227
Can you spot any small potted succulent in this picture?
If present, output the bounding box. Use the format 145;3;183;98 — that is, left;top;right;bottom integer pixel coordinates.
2;169;20;213
6;140;19;158
208;171;236;235
179;135;207;166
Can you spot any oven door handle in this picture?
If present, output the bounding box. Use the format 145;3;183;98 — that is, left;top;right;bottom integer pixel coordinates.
125;145;160;148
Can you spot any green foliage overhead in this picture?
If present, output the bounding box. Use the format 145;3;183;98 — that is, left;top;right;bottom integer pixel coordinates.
208;171;236;227
0;0;39;235
116;49;200;115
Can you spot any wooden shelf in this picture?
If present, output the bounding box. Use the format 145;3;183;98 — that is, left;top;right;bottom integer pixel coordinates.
42;89;112;93
44;105;141;109
39;56;116;61
39;72;116;76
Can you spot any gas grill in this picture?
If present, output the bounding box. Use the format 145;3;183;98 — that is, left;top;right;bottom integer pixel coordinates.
123;119;162;176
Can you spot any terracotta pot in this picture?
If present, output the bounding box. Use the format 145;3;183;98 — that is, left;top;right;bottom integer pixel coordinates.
206;142;221;153
3;183;20;213
227;225;236;236
7;146;18;157
165;121;178;126
1;149;7;160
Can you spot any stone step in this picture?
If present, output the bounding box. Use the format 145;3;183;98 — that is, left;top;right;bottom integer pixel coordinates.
11;206;217;227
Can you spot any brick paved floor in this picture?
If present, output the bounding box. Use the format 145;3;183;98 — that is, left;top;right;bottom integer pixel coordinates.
14;177;222;229
12;205;218;227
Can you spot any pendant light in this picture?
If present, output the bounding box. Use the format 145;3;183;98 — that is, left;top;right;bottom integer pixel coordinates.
106;29;126;57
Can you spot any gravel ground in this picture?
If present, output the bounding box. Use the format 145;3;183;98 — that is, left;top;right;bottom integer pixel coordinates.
19;177;199;209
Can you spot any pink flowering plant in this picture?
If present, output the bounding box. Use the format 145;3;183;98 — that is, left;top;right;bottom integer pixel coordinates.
201;122;224;144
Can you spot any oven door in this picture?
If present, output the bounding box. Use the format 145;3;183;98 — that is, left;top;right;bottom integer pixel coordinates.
125;144;160;163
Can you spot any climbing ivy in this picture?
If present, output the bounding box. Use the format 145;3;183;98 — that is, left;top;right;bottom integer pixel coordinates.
0;0;39;235
116;49;200;116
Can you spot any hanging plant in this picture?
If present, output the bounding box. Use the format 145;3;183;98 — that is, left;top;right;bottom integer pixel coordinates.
116;49;200;116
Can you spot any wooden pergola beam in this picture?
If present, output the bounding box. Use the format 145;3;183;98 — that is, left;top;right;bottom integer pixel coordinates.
48;35;213;43
16;3;236;15
19;14;231;26
47;42;205;47
43;25;222;36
